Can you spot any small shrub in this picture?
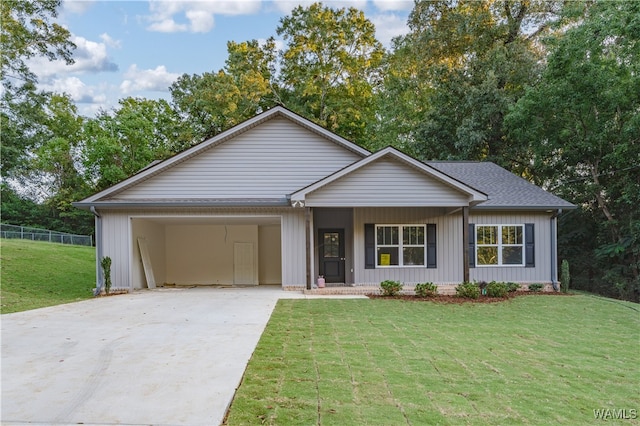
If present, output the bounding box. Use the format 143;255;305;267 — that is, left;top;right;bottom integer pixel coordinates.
101;256;112;295
560;259;570;293
506;282;521;292
415;282;437;298
455;282;480;299
528;283;544;292
380;280;403;296
486;281;508;298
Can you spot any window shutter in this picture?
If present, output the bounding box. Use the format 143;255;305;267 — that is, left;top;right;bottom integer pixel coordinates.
426;224;437;268
525;223;535;267
468;223;476;268
365;224;375;269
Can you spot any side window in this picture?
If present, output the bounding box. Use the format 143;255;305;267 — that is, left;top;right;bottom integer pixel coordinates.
476;225;524;266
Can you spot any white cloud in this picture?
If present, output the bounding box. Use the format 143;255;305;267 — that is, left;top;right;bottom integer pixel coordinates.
145;0;261;33
100;33;122;49
40;76;107;104
372;0;413;12
62;0;96;15
120;64;180;94
30;34;118;80
371;13;410;47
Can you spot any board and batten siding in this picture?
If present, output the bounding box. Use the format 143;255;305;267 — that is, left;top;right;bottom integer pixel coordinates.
100;207;307;290
469;212;554;284
112;117;362;200
305;158;470;207
353;207;464;285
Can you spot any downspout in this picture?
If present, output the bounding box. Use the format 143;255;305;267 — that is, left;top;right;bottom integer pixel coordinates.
550;209;562;291
91;206;103;296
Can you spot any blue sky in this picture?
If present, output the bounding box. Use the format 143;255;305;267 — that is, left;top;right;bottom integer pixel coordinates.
32;0;413;117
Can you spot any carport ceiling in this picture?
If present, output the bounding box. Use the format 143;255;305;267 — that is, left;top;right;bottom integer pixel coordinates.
141;216;281;226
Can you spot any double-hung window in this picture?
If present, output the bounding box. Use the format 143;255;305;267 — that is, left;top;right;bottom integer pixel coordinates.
376;225;425;267
476;225;524;266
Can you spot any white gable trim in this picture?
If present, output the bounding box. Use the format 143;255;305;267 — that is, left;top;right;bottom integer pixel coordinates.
290;147;488;205
78;106;370;204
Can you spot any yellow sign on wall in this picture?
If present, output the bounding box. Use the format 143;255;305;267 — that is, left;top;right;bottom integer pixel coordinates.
380;253;390;266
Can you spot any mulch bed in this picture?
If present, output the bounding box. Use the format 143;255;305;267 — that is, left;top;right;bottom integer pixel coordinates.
368;291;573;304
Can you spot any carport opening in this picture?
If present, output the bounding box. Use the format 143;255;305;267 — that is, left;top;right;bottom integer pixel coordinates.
131;216;282;289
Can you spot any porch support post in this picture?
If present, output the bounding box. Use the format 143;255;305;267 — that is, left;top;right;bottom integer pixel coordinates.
305;207;312;290
462;206;470;283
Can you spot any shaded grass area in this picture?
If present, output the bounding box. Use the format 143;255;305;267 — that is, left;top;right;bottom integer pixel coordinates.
1;239;95;313
226;295;640;425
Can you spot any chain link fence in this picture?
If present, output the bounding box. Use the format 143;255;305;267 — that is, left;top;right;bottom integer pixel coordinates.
0;223;93;246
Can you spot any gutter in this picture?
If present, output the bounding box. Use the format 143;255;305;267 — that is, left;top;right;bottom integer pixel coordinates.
90;206;103;296
550;209;562;291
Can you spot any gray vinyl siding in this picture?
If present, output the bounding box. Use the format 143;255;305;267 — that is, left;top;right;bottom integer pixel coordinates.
99;207;307;290
306;158;470;207
469;212;553;284
353;207;465;285
352;209;555;286
281;209;307;286
101;211;131;290
113;117;362;200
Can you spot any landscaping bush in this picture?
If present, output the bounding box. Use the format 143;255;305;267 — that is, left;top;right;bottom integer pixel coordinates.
380;280;403;296
561;259;570;293
415;282;437;297
528;283;544;292
506;282;520;292
486;281;508;298
455;282;480;299
101;256;112;295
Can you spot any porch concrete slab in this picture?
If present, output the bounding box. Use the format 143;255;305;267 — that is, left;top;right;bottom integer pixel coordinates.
1;286;305;426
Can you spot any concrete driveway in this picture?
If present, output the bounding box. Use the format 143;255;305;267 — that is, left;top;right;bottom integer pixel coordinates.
1;286;351;426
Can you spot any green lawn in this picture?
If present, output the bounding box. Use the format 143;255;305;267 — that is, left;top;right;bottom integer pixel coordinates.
226;295;640;425
0;239;95;313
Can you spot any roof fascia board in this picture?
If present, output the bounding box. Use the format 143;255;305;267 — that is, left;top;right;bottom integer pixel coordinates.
291;146;487;202
80;106;370;203
73;199;291;210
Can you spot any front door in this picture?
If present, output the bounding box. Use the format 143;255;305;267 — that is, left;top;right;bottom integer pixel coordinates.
319;229;345;283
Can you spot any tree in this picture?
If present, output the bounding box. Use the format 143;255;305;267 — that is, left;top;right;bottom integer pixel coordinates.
0;0;75;85
383;0;561;170
82;98;179;191
505;0;640;300
1;0;75;181
276;2;384;147
170;39;279;146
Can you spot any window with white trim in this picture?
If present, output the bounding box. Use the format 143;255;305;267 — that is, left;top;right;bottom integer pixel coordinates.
476;225;524;266
376;225;425;267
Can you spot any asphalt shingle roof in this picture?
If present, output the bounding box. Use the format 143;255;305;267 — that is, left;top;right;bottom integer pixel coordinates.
426;161;575;210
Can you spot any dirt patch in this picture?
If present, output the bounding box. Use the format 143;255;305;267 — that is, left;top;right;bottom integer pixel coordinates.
368;291;573;304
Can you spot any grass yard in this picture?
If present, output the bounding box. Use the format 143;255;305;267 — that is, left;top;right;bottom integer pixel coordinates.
226;295;640;425
0;239;95;313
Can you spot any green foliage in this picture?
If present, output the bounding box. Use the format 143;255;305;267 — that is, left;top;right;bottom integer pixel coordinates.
0;0;75;84
101;256;112;295
505;1;640;302
384;0;562;170
486;281;508;298
528;284;544;292
414;282;437;298
276;2;384;148
455;282;480;299
380;280;403;297
506;282;521;293
0;239;94;313
560;260;570;293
